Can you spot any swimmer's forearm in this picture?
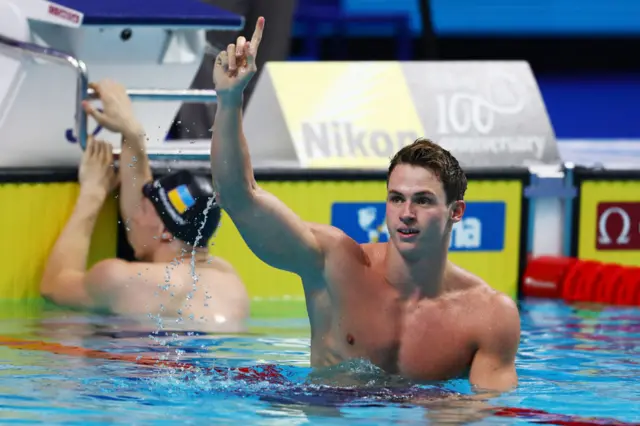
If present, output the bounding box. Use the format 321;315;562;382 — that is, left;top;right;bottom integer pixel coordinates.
120;127;149;167
209;95;325;276
49;188;105;270
41;188;106;296
118;130;152;223
211;96;256;199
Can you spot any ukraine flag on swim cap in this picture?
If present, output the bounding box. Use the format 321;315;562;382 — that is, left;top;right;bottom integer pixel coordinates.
141;170;221;248
168;184;196;214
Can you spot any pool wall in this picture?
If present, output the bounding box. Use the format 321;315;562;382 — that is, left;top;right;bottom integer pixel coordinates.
0;167;529;308
0;169;118;300
2;165;639;309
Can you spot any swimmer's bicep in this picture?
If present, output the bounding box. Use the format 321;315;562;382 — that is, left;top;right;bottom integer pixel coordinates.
469;294;520;392
227;186;327;278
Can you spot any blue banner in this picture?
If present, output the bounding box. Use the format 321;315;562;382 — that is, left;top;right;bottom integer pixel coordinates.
331;201;506;251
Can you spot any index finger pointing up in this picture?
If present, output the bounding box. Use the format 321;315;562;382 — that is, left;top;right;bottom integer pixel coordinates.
249;17;265;56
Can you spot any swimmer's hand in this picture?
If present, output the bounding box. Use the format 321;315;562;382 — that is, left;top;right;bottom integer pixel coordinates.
82;80;143;138
78;138;119;195
213;16;264;98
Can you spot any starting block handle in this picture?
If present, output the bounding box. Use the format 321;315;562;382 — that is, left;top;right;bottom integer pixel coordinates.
87;88;217;103
0;33;89;161
83;88;218;161
82;88;217;162
0;33;215;163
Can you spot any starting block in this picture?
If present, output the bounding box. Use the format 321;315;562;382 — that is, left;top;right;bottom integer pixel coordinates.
0;0;243;168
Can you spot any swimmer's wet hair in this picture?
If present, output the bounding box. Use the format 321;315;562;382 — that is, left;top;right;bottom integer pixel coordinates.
387;138;468;203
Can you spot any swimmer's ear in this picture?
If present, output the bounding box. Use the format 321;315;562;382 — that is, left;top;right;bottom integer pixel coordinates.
160;229;173;243
450;200;465;223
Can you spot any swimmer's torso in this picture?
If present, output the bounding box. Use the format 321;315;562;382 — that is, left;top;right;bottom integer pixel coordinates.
304;229;492;383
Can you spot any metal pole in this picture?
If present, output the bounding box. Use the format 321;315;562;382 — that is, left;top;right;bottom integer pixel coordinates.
0;33;90;152
0;33;217;161
86;88;218;161
87;88;217;103
562;162;576;257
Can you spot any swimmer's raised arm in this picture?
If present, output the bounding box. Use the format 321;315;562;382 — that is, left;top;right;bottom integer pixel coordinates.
210;17;326;282
83;81;152;247
40;138;121;309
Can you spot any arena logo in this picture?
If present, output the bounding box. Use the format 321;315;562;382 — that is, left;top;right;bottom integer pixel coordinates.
450;217;482;249
300;122;420;159
331;201;506;252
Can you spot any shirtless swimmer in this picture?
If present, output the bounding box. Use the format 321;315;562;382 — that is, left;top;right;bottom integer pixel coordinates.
209;17;521;392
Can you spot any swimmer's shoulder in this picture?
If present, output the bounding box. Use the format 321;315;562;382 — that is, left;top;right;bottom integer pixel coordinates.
449;262;519;319
88;258;150;284
304;222;355;251
203;256;241;275
305;222;379;266
84;259;169;303
306;222;383;249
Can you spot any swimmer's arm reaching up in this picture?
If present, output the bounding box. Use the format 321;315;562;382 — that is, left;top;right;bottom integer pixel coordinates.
40;139;120;309
82;80;152;250
210;17;327;285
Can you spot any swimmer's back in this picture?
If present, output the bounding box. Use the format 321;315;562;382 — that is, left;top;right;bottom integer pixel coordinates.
89;258;249;330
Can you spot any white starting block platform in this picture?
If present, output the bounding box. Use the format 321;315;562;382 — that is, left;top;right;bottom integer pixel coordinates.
0;0;243;168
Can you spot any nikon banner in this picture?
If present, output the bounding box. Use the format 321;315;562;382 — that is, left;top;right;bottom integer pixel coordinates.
243;61;560;169
575;169;640;267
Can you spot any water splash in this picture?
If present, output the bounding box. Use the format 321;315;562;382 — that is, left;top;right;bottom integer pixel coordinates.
185;195;217;304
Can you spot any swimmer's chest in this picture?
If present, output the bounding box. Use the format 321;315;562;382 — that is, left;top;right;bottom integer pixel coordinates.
332;284;477;381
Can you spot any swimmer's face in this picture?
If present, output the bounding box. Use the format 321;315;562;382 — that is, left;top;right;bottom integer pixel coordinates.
386;164;464;257
128;198;167;261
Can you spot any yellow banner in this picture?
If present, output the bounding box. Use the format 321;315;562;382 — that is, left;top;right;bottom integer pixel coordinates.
0;182;118;300
211;179;523;301
269;62;425;168
578;180;640;266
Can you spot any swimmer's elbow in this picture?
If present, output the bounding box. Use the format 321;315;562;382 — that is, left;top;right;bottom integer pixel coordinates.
211;182;256;211
471;367;518;394
214;182;261;213
40;269;91;309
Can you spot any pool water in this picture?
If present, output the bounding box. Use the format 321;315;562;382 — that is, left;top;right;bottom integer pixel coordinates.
0;298;637;425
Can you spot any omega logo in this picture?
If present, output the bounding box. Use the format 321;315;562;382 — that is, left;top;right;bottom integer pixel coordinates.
595;202;640;251
598;207;631;245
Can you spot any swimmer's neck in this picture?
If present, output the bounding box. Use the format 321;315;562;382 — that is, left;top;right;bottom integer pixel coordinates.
151;244;213;266
384;241;450;299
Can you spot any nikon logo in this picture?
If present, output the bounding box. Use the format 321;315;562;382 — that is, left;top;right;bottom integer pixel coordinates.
301;122;419;159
